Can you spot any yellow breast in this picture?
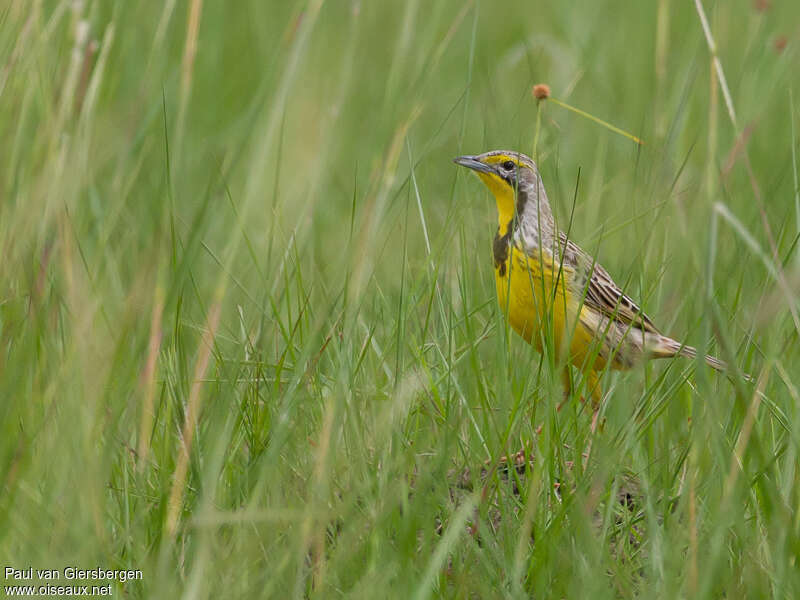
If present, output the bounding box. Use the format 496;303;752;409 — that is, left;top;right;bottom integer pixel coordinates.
494;245;611;371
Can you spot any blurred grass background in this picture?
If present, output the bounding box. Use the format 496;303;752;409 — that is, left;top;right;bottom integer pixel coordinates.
1;0;799;597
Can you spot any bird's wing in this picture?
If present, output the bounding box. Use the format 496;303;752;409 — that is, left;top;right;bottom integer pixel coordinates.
558;233;661;334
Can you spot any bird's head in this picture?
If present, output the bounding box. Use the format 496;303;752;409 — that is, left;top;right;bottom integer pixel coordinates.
454;150;550;230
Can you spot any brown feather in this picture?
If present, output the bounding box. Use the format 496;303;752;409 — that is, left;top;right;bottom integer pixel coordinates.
557;232;660;334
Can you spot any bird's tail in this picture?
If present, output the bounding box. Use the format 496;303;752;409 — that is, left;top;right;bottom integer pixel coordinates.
653;335;751;381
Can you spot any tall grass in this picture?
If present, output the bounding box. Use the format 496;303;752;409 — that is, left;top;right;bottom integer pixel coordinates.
1;0;799;597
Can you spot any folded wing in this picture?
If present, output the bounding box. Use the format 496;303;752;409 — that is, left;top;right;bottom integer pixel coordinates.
557;232;660;335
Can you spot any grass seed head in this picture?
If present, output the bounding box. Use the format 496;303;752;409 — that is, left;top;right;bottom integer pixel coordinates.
754;0;771;12
532;83;551;101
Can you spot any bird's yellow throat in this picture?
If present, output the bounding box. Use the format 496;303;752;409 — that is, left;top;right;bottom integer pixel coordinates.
476;169;517;230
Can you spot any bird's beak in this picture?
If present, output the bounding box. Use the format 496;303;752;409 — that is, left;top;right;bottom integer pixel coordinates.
453;155;493;174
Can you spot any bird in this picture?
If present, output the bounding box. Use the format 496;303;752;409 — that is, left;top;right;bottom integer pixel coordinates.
454;149;738;418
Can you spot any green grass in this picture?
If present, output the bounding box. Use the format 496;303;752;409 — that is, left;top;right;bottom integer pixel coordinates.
1;0;799;597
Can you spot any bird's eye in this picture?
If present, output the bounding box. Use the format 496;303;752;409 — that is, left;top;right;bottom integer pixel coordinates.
502;160;515;171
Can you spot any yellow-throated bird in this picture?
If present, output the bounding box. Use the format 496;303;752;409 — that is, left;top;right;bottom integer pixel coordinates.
455;150;733;410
